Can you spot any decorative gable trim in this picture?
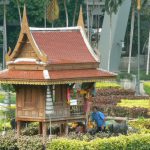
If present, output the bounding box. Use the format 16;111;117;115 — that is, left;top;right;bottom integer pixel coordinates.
79;26;99;62
30;26;80;31
6;5;47;64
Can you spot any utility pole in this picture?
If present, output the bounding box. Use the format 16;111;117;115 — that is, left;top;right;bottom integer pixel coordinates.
136;0;141;95
3;0;7;69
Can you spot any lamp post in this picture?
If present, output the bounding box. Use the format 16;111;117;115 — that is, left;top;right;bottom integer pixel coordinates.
136;0;141;95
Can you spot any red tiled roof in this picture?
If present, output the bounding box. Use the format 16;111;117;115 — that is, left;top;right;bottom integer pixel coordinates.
31;30;97;64
49;69;115;79
0;70;44;80
0;69;115;83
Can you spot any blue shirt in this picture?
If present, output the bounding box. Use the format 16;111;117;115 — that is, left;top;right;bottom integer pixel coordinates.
91;111;106;127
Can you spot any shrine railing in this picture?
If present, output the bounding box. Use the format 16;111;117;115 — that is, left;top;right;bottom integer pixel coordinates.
46;102;84;119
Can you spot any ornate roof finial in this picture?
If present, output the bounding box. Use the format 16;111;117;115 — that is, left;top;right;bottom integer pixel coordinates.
21;4;29;29
77;5;84;29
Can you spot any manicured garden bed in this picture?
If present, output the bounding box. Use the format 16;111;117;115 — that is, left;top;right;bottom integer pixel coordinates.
117;99;150;108
95;82;120;89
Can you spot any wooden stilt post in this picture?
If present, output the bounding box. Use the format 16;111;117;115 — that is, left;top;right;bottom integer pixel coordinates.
42;122;47;144
65;121;69;135
59;123;62;135
39;122;43;135
17;121;21;137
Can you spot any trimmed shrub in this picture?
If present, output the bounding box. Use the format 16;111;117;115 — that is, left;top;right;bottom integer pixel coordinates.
144;82;150;95
129;118;150;131
125;134;150;150
0;131;18;150
18;135;43;150
0;132;44;150
91;136;126;150
48;139;89;150
47;134;150;150
96;105;149;118
21;126;38;136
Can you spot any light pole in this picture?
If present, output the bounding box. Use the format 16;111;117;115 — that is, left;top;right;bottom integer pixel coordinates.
136;0;141;95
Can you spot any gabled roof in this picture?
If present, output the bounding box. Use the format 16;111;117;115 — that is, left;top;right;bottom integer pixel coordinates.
30;27;98;64
0;69;116;85
0;5;116;85
6;5;98;65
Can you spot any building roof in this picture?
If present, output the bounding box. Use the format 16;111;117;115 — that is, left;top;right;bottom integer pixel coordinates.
30;27;98;64
0;69;116;85
0;6;116;85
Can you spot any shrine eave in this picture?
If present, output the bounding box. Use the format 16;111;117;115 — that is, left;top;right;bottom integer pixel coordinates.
0;69;116;85
0;78;116;85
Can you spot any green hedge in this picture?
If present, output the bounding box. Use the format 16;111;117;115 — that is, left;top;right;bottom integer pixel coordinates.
144;82;150;95
17;135;43;150
0;132;43;150
0;132;150;150
47;134;150;150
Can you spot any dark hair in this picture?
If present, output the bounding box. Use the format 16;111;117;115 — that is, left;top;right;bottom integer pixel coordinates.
93;106;98;110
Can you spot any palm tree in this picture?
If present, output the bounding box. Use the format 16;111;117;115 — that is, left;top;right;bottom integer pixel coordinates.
64;0;68;27
146;31;150;75
105;0;123;71
72;0;78;26
128;0;148;74
128;0;135;74
16;0;22;27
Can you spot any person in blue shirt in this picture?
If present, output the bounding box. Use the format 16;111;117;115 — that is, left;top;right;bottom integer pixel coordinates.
91;106;106;132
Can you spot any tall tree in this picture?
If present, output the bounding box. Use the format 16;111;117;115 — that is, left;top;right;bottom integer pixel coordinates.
72;0;78;26
128;0;149;74
16;0;22;27
105;0;124;71
47;0;59;27
128;0;135;74
146;31;150;75
64;0;68;27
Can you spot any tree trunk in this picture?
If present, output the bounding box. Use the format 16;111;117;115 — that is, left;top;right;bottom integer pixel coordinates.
64;0;68;27
108;14;112;71
16;0;22;27
72;0;78;26
128;0;135;74
146;31;150;75
86;0;90;41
